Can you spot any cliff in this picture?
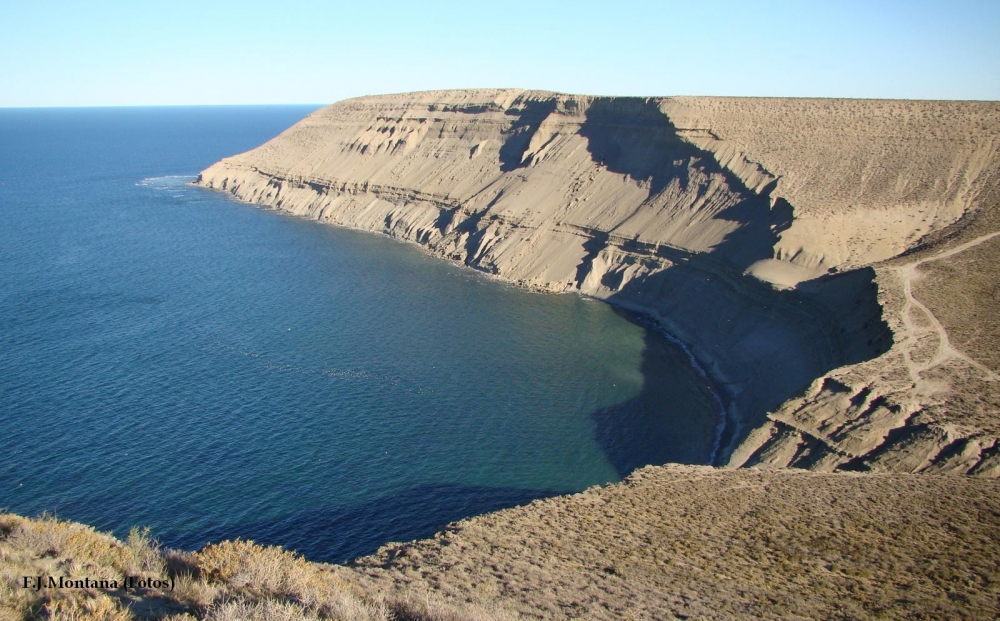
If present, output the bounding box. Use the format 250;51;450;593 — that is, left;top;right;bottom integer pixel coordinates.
196;89;1000;475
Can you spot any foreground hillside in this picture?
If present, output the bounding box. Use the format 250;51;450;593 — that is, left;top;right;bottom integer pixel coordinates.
196;90;1000;475
0;512;509;621
3;467;999;620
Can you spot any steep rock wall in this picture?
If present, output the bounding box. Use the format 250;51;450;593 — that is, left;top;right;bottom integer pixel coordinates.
196;89;1000;474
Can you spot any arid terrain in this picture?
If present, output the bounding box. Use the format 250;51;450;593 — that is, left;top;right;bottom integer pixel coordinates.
4;468;999;620
350;466;1000;619
4;90;999;619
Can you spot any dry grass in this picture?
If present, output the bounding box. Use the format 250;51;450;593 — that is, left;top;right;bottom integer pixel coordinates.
204;598;320;621
352;465;1000;620
387;598;519;621
915;235;1000;374
3;465;999;620
44;596;133;621
0;513;519;621
195;540;313;596
0;513;170;621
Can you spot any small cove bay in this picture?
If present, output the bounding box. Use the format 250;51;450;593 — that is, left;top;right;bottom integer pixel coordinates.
0;106;719;563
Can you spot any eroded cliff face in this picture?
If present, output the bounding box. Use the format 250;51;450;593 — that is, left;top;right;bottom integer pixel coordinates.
196;89;1000;475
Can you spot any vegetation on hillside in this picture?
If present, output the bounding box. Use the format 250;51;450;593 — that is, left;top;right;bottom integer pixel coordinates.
0;513;516;621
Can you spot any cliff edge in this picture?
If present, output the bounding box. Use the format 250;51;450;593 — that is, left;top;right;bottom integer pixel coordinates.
196;89;1000;475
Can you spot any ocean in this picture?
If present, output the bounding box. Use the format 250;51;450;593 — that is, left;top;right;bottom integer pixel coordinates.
0;106;718;562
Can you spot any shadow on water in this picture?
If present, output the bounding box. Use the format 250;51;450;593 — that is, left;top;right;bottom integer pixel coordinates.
569;97;893;466
601;264;892;466
590;309;721;478
156;484;566;564
156;100;894;560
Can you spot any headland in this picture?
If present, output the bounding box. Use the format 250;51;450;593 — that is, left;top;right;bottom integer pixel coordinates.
196;89;1000;474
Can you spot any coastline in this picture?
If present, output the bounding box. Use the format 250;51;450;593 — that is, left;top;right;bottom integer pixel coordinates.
4;90;1000;620
192;163;881;471
193;177;747;469
392;207;737;466
627;312;732;466
191;90;1000;474
577;296;734;466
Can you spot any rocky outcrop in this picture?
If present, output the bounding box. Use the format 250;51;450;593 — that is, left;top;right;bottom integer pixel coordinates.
196;89;1000;474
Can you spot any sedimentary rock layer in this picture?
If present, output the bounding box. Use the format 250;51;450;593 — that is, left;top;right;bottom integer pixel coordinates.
196;89;1000;474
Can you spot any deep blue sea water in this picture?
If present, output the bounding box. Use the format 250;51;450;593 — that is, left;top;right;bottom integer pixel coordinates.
0;106;718;563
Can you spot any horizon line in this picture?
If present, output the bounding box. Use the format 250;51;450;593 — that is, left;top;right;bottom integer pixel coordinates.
0;102;329;110
4;91;1000;110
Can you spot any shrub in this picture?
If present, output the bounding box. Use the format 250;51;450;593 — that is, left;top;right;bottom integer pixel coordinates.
125;527;165;576
44;594;134;621
195;540;314;598
203;597;318;621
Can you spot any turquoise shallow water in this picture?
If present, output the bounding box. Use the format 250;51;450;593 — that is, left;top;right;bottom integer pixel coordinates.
0;106;718;562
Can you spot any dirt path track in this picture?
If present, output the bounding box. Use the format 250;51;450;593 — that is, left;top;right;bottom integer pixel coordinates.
895;232;1000;390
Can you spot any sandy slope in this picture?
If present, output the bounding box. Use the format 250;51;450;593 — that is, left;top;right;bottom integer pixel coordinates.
196;89;1000;475
662;97;1000;273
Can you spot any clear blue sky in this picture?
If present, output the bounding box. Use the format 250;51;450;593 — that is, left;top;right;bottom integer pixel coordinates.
2;0;998;106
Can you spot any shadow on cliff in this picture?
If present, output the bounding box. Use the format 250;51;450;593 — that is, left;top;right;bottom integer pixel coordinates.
578;98;791;272
499;100;559;172
597;263;892;466
586;265;893;476
561;97;893;466
158;483;565;564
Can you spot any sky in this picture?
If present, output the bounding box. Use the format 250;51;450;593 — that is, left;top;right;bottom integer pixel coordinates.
2;0;998;107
